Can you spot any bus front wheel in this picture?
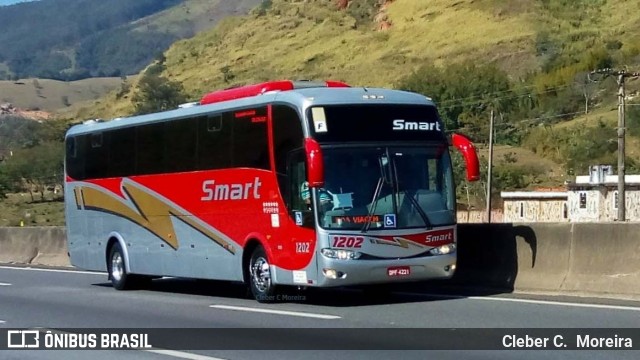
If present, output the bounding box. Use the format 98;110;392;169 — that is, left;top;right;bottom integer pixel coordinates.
248;246;278;303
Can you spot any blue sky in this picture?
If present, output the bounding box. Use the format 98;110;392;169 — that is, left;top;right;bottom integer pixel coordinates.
0;0;39;6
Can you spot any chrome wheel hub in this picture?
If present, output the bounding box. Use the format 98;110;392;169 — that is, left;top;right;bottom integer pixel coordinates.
111;252;124;282
251;256;271;292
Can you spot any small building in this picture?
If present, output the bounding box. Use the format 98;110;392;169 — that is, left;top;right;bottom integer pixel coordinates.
501;190;568;223
567;168;640;222
501;165;640;223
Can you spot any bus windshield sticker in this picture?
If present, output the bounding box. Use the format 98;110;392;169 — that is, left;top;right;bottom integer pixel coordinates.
295;211;303;226
383;214;396;228
332;215;381;225
312;107;328;133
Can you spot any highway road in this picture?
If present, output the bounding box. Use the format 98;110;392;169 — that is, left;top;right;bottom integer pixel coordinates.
0;265;639;359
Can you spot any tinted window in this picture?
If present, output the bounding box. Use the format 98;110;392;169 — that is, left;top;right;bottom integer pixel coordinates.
166;117;198;172
85;132;107;179
198;114;232;170
65;136;85;180
136;123;165;175
67;107;272;180
273;105;303;175
272;104;304;206
232;107;269;170
108;128;135;177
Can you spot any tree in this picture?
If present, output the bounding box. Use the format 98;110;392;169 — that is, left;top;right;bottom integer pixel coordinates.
132;74;188;115
627;105;640;138
3;142;64;202
220;65;235;83
396;61;513;134
573;72;596;115
0;116;45;148
0;167;11;198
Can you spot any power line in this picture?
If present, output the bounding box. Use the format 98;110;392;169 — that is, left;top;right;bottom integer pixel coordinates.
436;84;574;109
446;110;591;134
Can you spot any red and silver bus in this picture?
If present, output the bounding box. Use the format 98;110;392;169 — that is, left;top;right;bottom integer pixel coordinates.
64;80;479;302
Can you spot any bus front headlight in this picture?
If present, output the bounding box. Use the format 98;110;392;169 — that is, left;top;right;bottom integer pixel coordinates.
321;248;361;260
428;243;456;256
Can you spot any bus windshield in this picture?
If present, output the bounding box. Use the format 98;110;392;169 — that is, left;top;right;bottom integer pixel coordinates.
314;146;455;230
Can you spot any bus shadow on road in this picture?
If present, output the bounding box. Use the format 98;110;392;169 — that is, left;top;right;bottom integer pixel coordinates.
293;282;513;307
93;278;512;307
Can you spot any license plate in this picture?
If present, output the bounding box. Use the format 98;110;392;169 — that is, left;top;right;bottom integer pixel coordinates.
387;266;410;277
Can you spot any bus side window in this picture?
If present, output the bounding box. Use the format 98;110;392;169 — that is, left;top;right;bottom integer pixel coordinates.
288;151;314;228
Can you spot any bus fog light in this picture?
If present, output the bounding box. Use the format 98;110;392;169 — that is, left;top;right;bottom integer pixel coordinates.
321;248;361;260
429;244;456;256
323;269;338;279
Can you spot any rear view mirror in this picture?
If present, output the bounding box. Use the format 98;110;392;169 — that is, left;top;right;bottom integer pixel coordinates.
304;138;325;187
451;133;480;181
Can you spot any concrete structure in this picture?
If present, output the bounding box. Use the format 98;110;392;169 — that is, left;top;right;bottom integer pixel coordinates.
502;165;640;223
3;224;640;298
567;174;640;222
501;191;568;223
457;210;503;223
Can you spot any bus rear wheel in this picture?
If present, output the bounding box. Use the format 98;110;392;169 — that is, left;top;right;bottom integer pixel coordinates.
248;246;278;303
108;242;149;290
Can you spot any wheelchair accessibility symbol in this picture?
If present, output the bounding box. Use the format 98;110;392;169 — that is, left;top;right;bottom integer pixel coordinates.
295;211;303;226
384;214;396;228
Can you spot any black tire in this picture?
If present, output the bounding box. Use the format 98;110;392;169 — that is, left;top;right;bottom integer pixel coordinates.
108;242;147;290
247;246;278;303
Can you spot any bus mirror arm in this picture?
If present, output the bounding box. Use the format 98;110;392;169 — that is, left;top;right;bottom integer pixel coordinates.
304;138;325;188
451;133;480;182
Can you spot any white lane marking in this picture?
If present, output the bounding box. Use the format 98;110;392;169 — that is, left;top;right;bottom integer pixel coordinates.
145;349;227;360
210;304;341;319
0;266;105;275
0;320;5;323
0;282;11;286
397;292;640;312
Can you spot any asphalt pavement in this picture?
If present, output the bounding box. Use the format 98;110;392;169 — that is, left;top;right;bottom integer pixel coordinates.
0;265;638;360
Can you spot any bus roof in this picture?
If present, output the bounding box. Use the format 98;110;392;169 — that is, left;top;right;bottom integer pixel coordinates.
66;86;436;138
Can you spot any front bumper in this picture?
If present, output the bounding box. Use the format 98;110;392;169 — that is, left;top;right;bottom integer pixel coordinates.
315;253;456;287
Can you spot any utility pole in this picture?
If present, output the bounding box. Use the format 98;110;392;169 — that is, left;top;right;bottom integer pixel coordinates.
590;68;640;221
486;109;494;223
617;73;626;222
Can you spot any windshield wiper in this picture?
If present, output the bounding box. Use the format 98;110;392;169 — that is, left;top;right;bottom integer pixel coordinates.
403;190;433;229
391;155;432;229
361;176;384;233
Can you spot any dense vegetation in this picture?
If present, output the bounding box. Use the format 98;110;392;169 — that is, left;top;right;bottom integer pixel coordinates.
0;0;181;80
0;0;262;81
0;116;66;199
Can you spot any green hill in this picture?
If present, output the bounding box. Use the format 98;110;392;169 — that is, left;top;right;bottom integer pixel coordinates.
6;0;640;222
75;0;639;114
0;0;261;81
